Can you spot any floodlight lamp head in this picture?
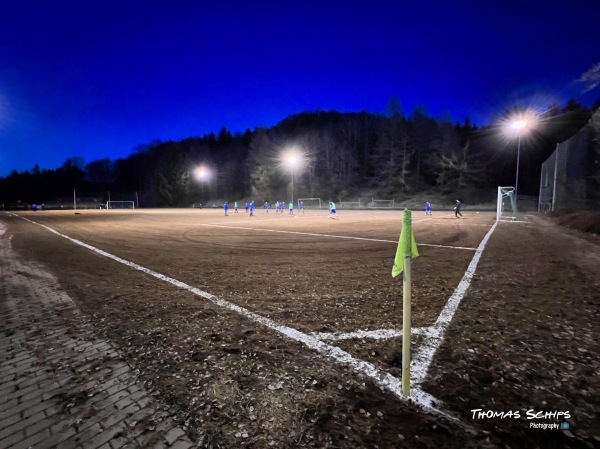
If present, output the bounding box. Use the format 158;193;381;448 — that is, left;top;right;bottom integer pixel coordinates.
511;119;527;131
281;147;305;170
195;166;209;180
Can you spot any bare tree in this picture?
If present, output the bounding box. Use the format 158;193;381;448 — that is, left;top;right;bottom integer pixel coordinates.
433;141;484;192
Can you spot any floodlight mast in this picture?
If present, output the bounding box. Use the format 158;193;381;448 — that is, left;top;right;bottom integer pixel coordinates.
195;166;210;206
281;148;305;206
512;120;526;199
287;155;298;205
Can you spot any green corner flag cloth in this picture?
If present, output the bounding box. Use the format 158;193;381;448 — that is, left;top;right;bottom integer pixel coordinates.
391;211;419;278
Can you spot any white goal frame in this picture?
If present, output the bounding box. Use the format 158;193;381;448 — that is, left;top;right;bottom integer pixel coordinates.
370;198;394;208
298;198;322;209
496;186;519;221
106;201;135;209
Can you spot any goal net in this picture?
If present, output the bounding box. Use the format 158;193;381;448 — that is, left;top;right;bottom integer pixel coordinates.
369;198;394;208
107;201;135;209
496;187;523;221
298;198;322;209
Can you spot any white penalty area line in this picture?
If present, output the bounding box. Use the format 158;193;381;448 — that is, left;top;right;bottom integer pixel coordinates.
200;223;477;251
10;213;445;416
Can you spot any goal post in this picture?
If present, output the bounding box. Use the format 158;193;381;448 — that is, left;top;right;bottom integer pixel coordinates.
497;186;522;221
106;200;135;209
298;198;322;209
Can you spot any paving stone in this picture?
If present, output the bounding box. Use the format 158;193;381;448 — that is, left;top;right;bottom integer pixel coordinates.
0;411;22;432
0;410;46;441
169;440;194;449
164;427;186;445
81;424;129;449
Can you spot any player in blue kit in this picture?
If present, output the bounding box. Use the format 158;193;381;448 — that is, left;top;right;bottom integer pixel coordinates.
223;201;229;216
264;201;270;212
249;201;255;216
425;201;431;216
329;201;337;219
299;200;304;214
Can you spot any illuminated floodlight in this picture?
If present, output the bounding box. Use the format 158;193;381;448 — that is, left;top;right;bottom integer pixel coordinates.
511;119;527;131
195;166;210;181
503;111;536;199
280;148;305;205
194;165;211;205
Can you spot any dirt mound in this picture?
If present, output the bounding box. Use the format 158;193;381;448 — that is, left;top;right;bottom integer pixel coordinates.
549;210;600;235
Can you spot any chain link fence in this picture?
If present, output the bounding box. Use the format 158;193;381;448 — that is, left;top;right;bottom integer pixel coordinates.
539;110;600;212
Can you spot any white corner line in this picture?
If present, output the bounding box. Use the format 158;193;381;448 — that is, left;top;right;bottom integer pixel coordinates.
312;326;434;341
410;220;499;385
11;213;450;416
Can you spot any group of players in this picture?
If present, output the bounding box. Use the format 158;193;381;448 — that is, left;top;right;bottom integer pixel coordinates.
222;200;338;218
425;200;463;218
221;200;461;218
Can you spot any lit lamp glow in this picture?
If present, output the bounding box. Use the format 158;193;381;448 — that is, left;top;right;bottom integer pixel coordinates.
506;115;534;200
194;166;210;205
281;149;304;206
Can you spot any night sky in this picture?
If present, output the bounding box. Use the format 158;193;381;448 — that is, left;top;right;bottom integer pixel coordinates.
1;0;599;176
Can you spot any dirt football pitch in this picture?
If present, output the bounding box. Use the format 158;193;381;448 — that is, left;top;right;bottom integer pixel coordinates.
1;208;598;448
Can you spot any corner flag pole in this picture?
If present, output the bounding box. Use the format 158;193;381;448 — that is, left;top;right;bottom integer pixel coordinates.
402;210;412;396
392;209;419;397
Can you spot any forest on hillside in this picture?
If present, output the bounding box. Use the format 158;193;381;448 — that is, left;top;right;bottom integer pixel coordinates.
0;98;597;208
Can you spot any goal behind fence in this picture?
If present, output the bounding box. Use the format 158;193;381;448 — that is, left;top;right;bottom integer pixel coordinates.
106;201;135;209
298;198;322;209
369;199;394;208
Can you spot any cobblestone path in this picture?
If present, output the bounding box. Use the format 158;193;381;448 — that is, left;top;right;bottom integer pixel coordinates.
0;223;197;449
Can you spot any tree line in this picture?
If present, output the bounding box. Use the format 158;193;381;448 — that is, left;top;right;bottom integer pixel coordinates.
0;98;597;208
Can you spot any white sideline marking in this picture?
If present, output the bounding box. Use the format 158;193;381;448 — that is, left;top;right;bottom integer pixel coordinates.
410;221;499;385
201;224;477;251
312;327;433;341
11;214;446;415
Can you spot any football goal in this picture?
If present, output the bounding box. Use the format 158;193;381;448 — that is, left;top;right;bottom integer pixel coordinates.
496;186;523;221
298;198;322;209
106;200;135;209
369;198;394;208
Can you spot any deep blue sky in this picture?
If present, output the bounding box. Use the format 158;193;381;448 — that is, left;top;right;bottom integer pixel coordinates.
1;0;599;176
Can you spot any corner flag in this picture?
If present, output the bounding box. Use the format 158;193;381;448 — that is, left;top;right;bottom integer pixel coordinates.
392;209;419;277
